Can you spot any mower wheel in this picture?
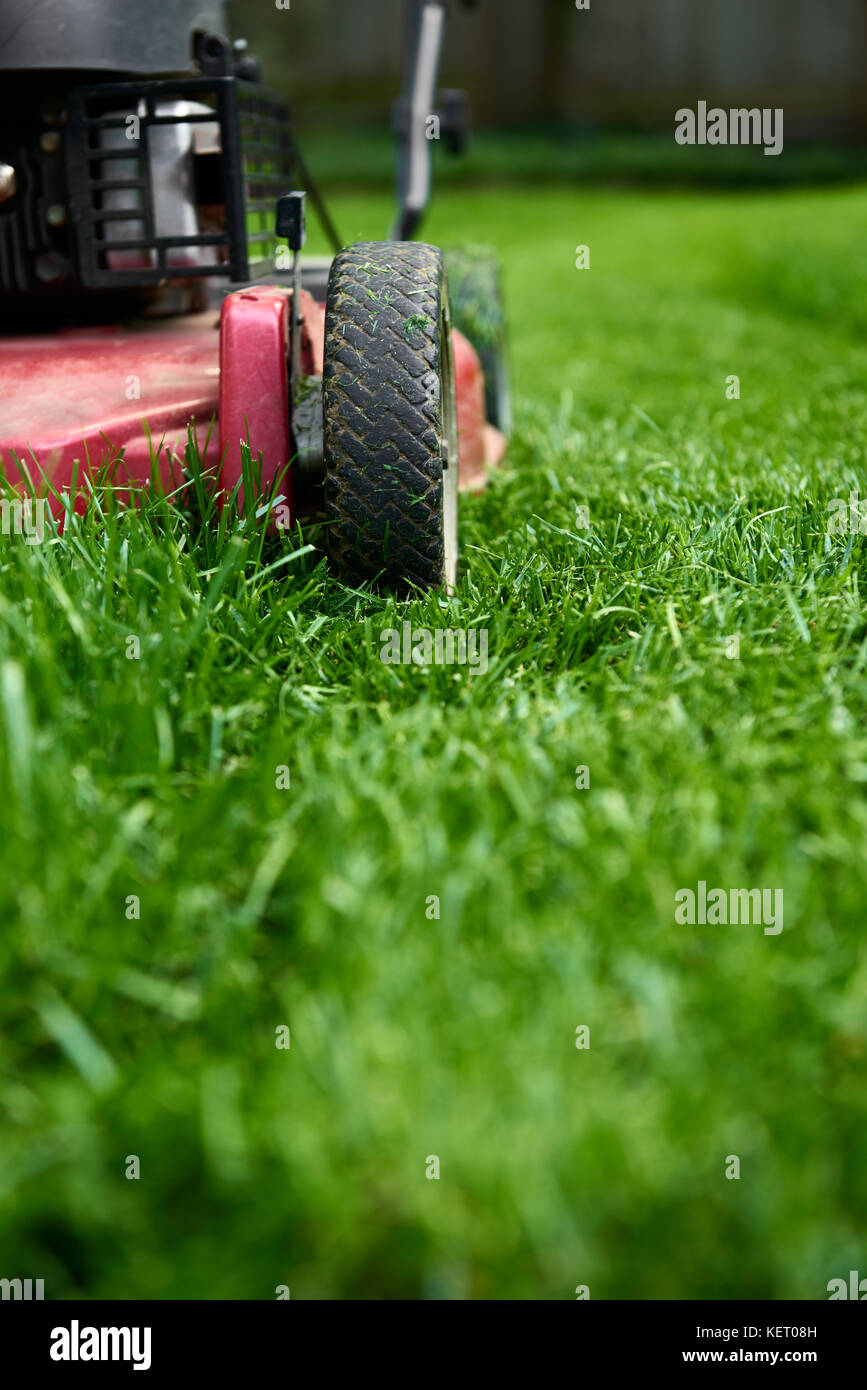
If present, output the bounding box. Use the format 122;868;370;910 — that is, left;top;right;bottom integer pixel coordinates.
444;246;511;436
323;240;458;591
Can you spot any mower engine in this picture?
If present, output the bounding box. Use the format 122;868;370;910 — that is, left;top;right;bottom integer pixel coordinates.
0;0;291;307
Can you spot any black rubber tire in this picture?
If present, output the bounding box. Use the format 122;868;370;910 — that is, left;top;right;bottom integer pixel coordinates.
444;246;512;436
322;240;458;591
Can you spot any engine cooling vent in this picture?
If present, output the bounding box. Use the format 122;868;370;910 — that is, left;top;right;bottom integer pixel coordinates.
66;76;293;290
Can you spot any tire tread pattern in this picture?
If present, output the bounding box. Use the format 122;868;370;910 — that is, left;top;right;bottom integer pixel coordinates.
323;240;449;589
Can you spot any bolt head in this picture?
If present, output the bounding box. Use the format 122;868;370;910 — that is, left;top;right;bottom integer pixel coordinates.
35;251;68;283
40;131;61;154
0;163;16;202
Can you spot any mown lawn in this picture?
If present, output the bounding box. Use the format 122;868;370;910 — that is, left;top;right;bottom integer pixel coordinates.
2;182;867;1299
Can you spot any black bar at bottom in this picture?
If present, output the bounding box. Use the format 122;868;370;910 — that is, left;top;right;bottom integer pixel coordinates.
0;1298;863;1376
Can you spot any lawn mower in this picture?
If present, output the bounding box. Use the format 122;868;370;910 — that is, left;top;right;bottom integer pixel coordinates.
0;0;508;591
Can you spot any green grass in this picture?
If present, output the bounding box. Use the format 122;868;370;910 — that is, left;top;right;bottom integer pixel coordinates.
297;127;867;191
2;182;867;1300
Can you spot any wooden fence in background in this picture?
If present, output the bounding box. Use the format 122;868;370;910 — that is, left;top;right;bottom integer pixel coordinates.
230;0;867;137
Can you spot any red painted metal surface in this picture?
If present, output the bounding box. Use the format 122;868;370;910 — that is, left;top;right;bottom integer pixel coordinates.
452;327;506;491
299;290;326;373
218;287;290;517
0;315;222;515
217;286;325;526
0;290;499;523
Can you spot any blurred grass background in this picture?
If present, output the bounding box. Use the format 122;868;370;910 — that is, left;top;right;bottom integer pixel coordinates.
297;127;867;191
